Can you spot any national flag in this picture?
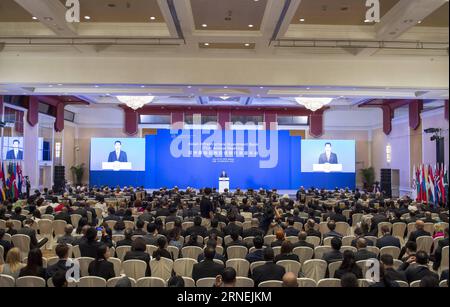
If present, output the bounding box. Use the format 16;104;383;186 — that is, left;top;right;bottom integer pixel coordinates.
421;165;428;203
438;164;446;205
17;163;23;195
412;165;418;201
427;165;435;205
0;162;5;201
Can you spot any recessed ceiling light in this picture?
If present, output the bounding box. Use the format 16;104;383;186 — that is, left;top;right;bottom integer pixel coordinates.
418;20;422;24
364;19;372;23
84;16;91;20
259;86;264;89
48;85;53;87
140;85;146;88
224;86;228;88
187;86;192;89
202;24;208;28
94;85;99;88
204;43;210;46
32;16;38;20
306;87;310;90
57;84;63;86
248;24;254;28
244;43;250;47
150;16;156;20
299;18;305;22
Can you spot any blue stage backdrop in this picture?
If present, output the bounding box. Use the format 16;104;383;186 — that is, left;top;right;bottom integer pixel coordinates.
90;129;356;190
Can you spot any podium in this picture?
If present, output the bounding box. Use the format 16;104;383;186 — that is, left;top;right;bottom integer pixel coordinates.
102;162;132;171
312;164;343;173
219;177;230;193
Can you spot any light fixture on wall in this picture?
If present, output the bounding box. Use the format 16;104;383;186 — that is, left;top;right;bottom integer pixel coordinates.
295;97;334;112
116;96;155;110
386;144;392;163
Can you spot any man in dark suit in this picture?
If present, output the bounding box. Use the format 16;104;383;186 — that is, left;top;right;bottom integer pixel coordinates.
433;227;449;271
220;171;228;178
246;236;265;263
116;229;134;248
252;248;286;286
206;219;224;239
6;139;23;160
376;224;401;249
10;206;26;223
79;228;103;258
323;221;343;239
318;142;338;164
322;237;343;264
185;216;208;238
305;219;321;238
198;239;226;263
368;208;389;237
199;189;214;220
285;218;299;237
243;219;264;238
399;251;439;283
223;214;243;237
0;229;12;260
54;207;71;225
57;225;76;245
408;220;431;243
355;238;378;261
380;254;407;282
192;246;224;282
107;140;128;162
17;219;48;249
293;232;315;250
47;244;78;278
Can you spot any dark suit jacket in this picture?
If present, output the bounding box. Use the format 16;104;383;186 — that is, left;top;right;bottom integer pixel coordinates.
355;249;378;261
108;151;128;162
88;259;115;281
246;249;265;263
285;227;299;237
252;262;286;286
322;250;343;264
11;213;26;223
47;259;78;278
318;152;338;164
243;227;264;239
17;227;40;249
334;266;363;279
293;241;315;250
433;238;449;270
116;238;134;248
385;268;407;282
192;259;224;282
274;253;299;263
79;240;102;258
402;264;439;283
376;235;401;249
54;212;71;224
0;239;12;260
306;229;322;238
408;230;431;243
6;150;23;160
185;225;208;238
223;223;243;237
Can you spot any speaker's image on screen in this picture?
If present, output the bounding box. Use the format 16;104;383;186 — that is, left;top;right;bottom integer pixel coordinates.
2;137;24;160
90;138;145;171
301;140;355;173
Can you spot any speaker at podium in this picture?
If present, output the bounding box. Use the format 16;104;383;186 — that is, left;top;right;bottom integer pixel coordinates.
219;170;229;193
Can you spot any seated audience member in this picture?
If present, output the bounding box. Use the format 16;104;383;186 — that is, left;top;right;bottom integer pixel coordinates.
376;225;401;249
54;207;71;224
75;218;89;235
226;231;247;249
153;236;172;260
198;239;225;263
11;206;26;223
52;270;68;288
206;219;224;239
0;229;12;260
214;267;237;288
433;223;445;239
354;238;378;261
433;227;449;271
242;219;264;238
112;220;126;235
47;244;75;278
0;248;24;279
19;248;47;279
334;251;363;279
322;237;343;264
79;227;102;258
143;223;159;246
5;221;18;236
271;229;286;248
184;234;203;248
124;238;151;276
274;241;299;263
168;275;185;288
104;207;120;222
185;216;208;238
133;220;147;237
305;219;321;238
420;275;440;288
369;267;400;288
57;225;75;245
116;229;134;247
18;219;49;249
351;226;374;247
292;231;315;250
407;220;431;243
223;214;243;237
323;221;343;239
192;246;225;282
380;254;407;282
88;244;115;281
340;273;359;288
399;250;439;283
282;272;298;287
252;248;286;286
246;236;265;263
284;218;299;237
168;228;183;250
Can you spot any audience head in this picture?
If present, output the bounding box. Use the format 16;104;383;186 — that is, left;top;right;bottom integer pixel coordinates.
132;238;146;252
124;228;133;240
381;225;390;235
114;276;133;288
194;216;202;226
282;272;298;287
27;248;43;269
204;246;216;260
327;220;336;231
280;240;294;255
157;236;167;249
168;275;185;288
298;231;307;241
230;231;239;241
275;229;285;241
341;273;359;288
96;244;109;260
415;220;425;230
136;219;145;230
221;267;237;287
55;244;70;260
253;236;264;249
147;223;157;234
263;247;275;262
64;225;73;236
380;254;394;269
356;238;368;249
420;275;439;288
52;270;68;288
86;227;98;242
331;237;342;251
415;251;429;265
405;241;417;254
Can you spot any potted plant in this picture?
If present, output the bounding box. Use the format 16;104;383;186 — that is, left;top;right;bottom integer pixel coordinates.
360;167;375;191
70;164;85;186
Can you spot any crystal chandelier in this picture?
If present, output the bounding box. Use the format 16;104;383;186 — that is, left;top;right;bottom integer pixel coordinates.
116;96;155;110
295;97;334;112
